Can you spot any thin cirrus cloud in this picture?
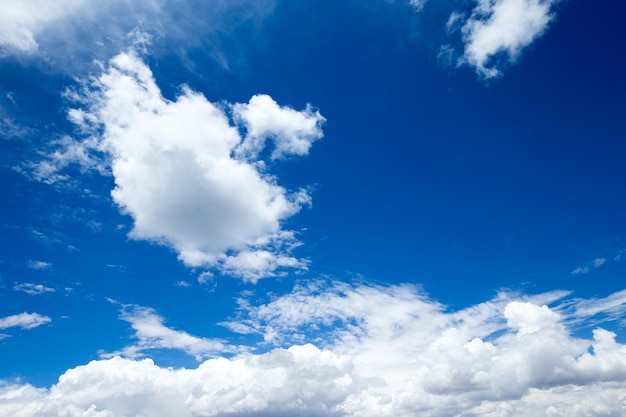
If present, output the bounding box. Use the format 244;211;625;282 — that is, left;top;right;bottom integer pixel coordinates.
2;283;626;416
13;283;55;295
101;303;237;361
32;51;324;281
0;0;275;70
571;257;607;276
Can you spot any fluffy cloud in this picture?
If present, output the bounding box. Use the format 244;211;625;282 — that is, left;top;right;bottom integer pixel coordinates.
459;0;559;78
102;304;237;360
3;284;626;416
13;283;56;295
0;312;51;330
37;52;324;280
0;345;355;417
233;94;325;161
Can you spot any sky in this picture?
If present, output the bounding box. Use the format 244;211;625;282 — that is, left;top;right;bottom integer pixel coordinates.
1;0;626;415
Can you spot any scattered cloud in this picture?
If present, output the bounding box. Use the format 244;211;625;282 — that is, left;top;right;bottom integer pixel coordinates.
33;51;324;281
13;283;55;295
0;312;51;330
26;260;52;270
4;284;626;415
572;257;607;275
101;304;237;361
459;0;559;78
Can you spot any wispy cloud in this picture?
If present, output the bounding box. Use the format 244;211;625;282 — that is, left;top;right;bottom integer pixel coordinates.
26;260;52;270
572;257;607;276
101;304;237;361
32;51;323;281
13;282;55;295
0;0;276;73
0;312;51;330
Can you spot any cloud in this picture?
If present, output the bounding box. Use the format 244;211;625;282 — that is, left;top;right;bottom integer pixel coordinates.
0;0;275;72
0;312;51;330
0;0;87;54
13;283;56;295
26;260;52;270
233;94;325;161
101;304;237;361
3;284;626;415
572;257;607;276
34;51;324;281
459;0;559;78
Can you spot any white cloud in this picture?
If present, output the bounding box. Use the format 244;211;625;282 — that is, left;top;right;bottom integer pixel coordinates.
3;285;626;415
0;312;51;330
0;0;275;71
26;260;52;270
233;94;325;161
35;52;323;281
13;283;56;295
567;289;626;325
459;0;558;78
102;304;237;361
409;0;428;11
0;0;87;54
572;257;607;276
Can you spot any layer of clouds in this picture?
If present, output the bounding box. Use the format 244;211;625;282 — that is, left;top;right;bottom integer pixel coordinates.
459;0;559;78
33;52;323;281
0;312;51;330
3;284;626;416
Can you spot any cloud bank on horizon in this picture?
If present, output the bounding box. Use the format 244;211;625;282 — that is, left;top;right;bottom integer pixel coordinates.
2;282;626;416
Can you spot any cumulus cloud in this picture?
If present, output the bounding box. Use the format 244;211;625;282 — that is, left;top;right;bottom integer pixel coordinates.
13;283;56;295
102;304;236;361
0;312;51;330
3;284;626;416
459;0;559;78
233;94;325;161
35;51;324;281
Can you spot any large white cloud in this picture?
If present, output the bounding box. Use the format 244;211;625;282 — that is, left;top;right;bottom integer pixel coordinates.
35;52;324;281
3;284;626;416
459;0;559;78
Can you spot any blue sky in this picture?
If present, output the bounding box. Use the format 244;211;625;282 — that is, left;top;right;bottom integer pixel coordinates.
1;0;626;415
